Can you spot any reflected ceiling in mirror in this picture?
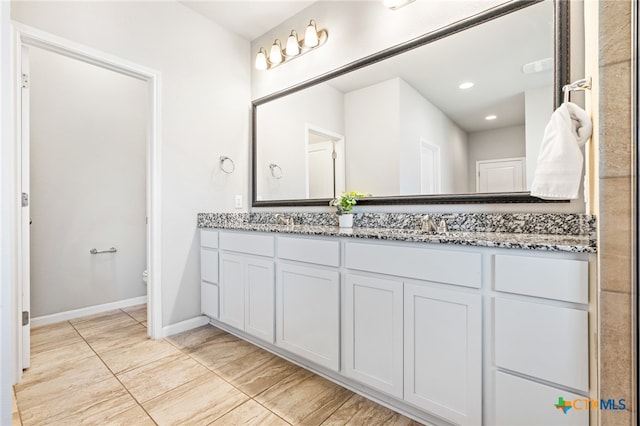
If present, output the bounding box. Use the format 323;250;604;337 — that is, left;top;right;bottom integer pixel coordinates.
253;0;568;206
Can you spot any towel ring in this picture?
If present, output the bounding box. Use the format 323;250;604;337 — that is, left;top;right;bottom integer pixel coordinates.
269;163;283;179
219;156;235;174
562;77;592;103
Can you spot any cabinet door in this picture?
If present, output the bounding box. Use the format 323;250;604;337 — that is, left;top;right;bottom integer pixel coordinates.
404;283;482;426
245;258;275;343
344;274;403;398
276;264;340;371
219;253;245;329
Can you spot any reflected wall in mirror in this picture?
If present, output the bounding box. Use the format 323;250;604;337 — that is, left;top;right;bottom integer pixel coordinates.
254;0;566;205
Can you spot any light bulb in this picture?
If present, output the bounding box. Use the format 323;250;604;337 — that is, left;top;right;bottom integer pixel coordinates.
255;48;268;70
285;30;300;56
269;39;283;65
304;20;319;47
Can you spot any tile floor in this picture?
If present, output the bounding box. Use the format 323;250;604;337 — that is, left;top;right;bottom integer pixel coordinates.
12;305;422;425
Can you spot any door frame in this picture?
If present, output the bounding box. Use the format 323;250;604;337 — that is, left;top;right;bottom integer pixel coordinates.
11;23;163;381
304;123;345;198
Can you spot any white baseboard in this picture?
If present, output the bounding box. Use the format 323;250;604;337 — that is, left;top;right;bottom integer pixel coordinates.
31;296;147;328
161;315;209;338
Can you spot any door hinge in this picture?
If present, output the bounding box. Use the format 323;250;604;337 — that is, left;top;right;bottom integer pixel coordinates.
21;192;29;207
22;311;29;326
21;73;29;89
332;151;337;160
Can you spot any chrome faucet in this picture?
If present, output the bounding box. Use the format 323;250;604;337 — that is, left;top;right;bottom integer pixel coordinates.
437;214;456;233
275;214;294;226
420;215;436;232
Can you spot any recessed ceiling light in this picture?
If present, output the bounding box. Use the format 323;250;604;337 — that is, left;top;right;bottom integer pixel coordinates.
458;82;474;90
485;115;497;121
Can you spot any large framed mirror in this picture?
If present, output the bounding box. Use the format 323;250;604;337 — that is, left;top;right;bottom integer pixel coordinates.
252;0;569;207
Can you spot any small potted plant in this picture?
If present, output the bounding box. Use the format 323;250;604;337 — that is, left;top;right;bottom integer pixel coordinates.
329;191;369;228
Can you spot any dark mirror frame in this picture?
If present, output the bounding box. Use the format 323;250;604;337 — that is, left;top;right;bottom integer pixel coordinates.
252;0;569;207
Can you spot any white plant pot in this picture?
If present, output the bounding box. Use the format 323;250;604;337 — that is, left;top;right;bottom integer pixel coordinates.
338;213;354;228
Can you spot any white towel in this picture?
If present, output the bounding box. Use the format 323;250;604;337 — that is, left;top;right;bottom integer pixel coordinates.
530;102;592;200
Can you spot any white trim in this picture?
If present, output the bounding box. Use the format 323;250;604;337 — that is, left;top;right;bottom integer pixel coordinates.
304;123;346;198
30;297;148;328
11;23;163;381
162;315;210;338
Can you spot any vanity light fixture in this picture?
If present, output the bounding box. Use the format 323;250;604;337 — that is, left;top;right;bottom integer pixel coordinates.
255;47;268;71
485;114;498;121
286;30;301;56
458;81;474;90
254;20;328;70
269;39;284;65
383;0;416;10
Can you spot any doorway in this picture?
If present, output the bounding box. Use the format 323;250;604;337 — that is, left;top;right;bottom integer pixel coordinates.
14;25;162;380
305;125;345;199
476;157;526;193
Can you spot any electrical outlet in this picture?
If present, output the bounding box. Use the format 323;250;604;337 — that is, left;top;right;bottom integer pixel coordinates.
234;195;242;209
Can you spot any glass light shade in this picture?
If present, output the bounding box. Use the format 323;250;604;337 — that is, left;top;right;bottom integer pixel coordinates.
304;20;319;47
285;31;300;56
269;40;283;65
254;48;268;70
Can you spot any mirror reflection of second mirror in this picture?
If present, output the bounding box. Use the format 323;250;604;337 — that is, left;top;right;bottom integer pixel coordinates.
255;0;554;201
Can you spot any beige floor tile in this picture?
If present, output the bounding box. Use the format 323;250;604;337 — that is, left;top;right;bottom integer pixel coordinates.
20;376;134;425
189;332;262;371
15;355;113;411
211;399;290;426
30;321;84;354
166;324;227;352
17;341;96;387
71;310;139;338
321;394;422;425
99;337;182;374
12;386;22;426
84;322;148;354
143;372;249;426
46;403;155;426
216;347;303;397
117;352;210;403
141;321;147;328
122;304;147;322
256;368;353;425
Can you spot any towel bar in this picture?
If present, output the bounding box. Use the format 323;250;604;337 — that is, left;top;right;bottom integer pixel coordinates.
90;247;117;254
563;77;591;103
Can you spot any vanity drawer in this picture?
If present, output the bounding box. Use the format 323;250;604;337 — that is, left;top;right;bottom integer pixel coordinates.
494;298;588;392
200;229;219;249
278;236;340;267
495;254;588;304
495;371;588;426
220;231;275;257
344;242;481;288
201;282;219;319
201;248;218;284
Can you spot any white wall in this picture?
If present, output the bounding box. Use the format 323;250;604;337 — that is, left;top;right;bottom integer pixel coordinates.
468;125;526;191
398;79;468;194
1;0;13;421
11;1;250;326
345;79;399;196
28;47;147;317
256;83;343;200
251;0;504;99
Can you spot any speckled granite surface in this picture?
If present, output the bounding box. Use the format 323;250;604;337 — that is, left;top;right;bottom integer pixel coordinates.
197;212;596;253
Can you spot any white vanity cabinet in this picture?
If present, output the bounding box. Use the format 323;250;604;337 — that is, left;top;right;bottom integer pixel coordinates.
217;232;275;343
404;284;482;425
199;228;591;426
200;230;219;318
343;273;404;398
492;253;590;426
276;263;340;371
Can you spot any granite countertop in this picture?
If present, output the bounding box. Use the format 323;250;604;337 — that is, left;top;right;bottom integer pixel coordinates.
198;213;596;253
